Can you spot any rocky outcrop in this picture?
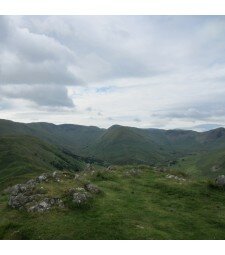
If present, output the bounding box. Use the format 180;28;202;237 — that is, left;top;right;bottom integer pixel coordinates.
9;193;36;209
8;181;45;210
7;171;69;212
7;171;102;212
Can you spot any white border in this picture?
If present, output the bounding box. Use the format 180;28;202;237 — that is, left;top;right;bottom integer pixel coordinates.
1;240;224;255
1;0;225;253
1;0;225;15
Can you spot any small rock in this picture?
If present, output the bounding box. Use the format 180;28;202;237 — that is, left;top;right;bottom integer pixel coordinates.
72;192;91;205
84;183;101;194
8;193;31;209
28;201;50;212
106;166;115;171
215;175;225;187
26;179;37;186
166;174;186;182
27;197;64;212
36;173;49;183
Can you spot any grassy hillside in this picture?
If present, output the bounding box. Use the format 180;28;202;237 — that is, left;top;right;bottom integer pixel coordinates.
171;148;225;178
0;119;105;156
88;125;174;164
0;135;86;189
1;165;225;239
1;119;225;175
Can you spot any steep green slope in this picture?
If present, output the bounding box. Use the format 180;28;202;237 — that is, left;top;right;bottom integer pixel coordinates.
26;122;105;155
0;135;86;188
0;119;105;156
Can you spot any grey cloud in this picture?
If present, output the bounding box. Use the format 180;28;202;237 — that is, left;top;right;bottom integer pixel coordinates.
85;107;92;112
0;16;81;86
133;118;141;122
0;85;74;108
152;105;225;122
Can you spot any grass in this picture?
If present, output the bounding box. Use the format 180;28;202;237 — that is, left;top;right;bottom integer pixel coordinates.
0;135;87;190
1;165;225;239
170;149;225;178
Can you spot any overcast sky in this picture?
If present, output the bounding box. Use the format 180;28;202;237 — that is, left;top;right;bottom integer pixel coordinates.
0;16;225;130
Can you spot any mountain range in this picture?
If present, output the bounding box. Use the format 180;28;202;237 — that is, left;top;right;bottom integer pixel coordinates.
1;118;225;184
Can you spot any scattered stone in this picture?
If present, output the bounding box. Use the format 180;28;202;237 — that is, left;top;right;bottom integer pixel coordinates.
166;174;186;181
66;187;92;206
8;174;63;212
28;200;50;212
212;165;220;172
106;166;116;171
215;175;225;187
27;197;64;212
36;173;50;183
26;179;37;186
9;183;36;196
52;171;63;182
8;193;31;209
84;183;101;194
72;191;92;206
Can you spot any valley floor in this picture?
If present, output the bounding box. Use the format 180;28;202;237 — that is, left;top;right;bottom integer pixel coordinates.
1;166;225;240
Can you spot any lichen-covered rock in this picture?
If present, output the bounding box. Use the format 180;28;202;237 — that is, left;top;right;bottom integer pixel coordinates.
73;191;91;205
9;183;36;196
84;183;101;194
26;179;37;186
7;172;67;212
215;175;225;187
52;171;63;182
8;193;31;209
8;193;42;209
28;200;51;212
27;197;64;212
36;173;51;183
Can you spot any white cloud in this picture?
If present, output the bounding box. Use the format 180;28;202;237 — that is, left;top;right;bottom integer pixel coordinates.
1;16;225;129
